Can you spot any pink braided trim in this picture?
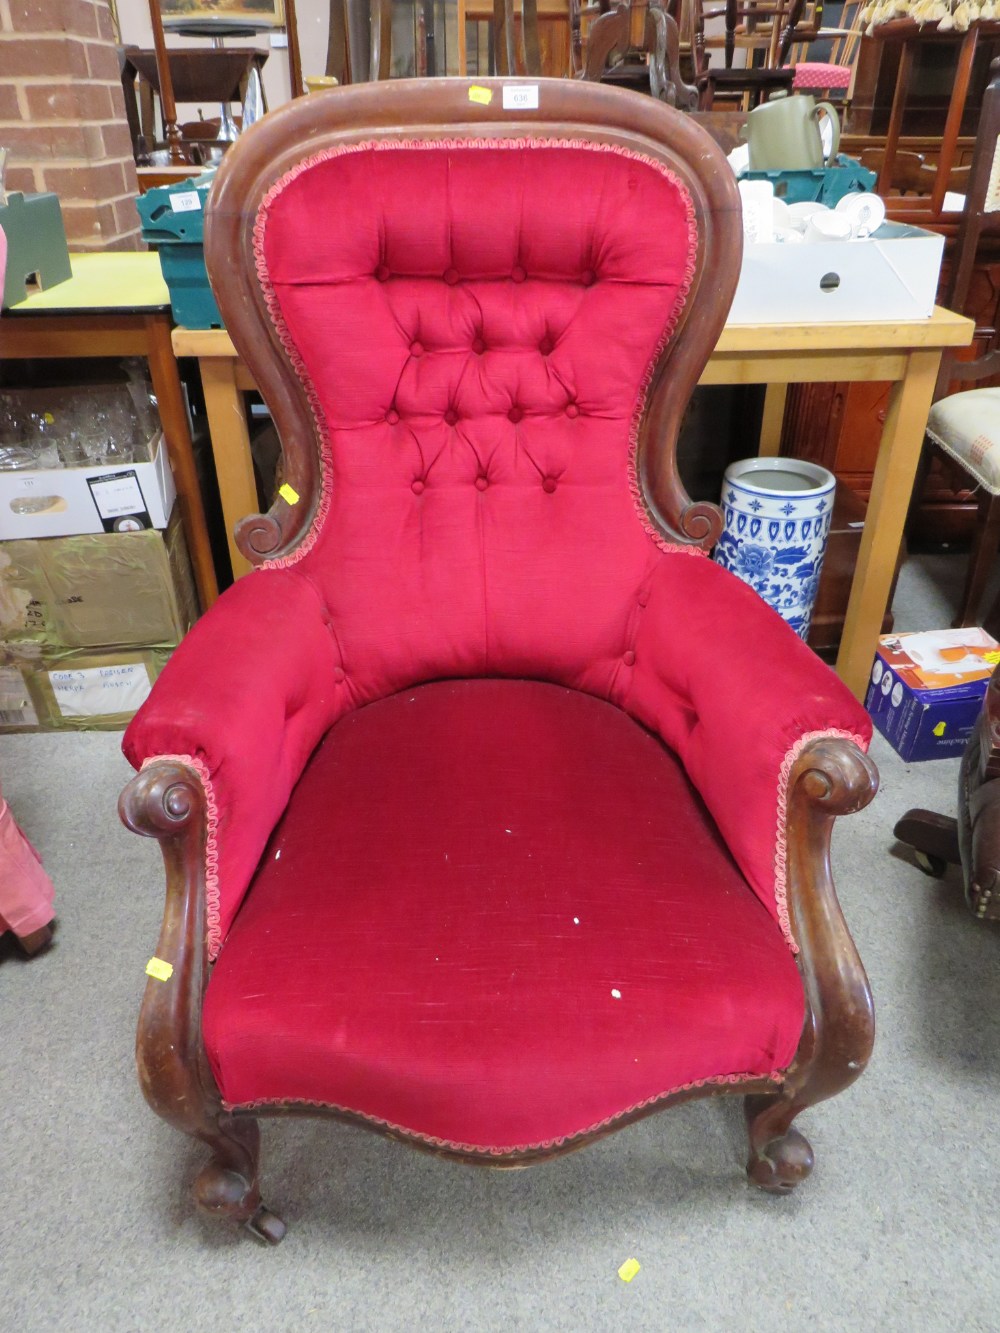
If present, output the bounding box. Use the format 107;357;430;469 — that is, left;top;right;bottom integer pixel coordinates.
773;728;868;952
251;136;703;567
223;1065;784;1155
142;752;223;961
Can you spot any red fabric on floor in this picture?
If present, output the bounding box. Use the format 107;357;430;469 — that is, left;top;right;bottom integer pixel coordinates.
203;680;805;1153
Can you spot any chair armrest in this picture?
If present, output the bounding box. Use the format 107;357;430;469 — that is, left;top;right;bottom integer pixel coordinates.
625;554;873;947
122;567;344;954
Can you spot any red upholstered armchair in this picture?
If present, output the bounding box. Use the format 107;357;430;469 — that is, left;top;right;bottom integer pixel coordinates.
120;78;878;1244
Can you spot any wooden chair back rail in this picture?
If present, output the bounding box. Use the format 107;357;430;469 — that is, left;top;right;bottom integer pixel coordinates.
581;1;698;106
942;59;1000;383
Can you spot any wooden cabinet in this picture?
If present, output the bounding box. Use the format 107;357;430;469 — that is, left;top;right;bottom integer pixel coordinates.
848;32;1000;137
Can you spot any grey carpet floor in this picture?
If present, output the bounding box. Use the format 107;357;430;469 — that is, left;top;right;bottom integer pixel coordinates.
1;554;997;1332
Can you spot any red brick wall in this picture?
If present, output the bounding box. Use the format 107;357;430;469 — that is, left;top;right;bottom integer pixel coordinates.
0;0;141;250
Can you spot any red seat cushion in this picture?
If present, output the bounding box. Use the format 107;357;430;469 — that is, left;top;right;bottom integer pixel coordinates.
203;680;805;1154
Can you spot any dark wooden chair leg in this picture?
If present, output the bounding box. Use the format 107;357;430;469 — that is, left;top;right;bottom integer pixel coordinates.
954;490;1000;628
893;808;961;877
15;923;53;956
192;1114;285;1244
745;1093;815;1193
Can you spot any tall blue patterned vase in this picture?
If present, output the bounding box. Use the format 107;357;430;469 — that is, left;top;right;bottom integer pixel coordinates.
714;458;836;640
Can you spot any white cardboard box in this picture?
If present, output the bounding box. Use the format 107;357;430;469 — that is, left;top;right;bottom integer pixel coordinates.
728;223;946;325
0;433;175;540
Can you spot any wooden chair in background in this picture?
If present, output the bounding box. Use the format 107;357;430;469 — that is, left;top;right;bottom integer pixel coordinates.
912;58;1000;629
581;0;697;106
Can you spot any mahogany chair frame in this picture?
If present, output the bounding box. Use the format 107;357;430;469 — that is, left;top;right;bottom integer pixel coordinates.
120;78;877;1242
581;1;699;107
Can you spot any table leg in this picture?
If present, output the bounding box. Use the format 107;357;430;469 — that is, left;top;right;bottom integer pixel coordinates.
758;383;788;457
144;314;219;610
199;357;258;581
836;348;941;700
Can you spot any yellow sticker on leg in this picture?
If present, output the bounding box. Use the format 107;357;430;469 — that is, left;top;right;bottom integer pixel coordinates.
146;957;173;981
279;483;300;505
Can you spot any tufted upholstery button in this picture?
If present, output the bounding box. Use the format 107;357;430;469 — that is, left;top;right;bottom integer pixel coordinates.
472;337;486;355
444;267;459;285
623;650;636;667
542;477;558;494
508;407;523;424
581;269;596;286
333;666;346;683
444;408;458;426
511;265;527;283
475;475;489;491
411;479;425;495
410;340;424;357
565;402;579;418
386;408;399;425
539;337;553;355
375;264;391;282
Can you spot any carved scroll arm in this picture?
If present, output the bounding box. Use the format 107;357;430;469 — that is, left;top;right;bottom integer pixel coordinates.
782;736;879;1106
120;761;221;1139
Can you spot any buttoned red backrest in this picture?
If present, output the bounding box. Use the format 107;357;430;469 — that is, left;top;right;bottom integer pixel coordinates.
251;136;705;704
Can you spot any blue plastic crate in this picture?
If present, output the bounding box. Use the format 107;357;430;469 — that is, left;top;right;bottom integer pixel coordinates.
137;174;222;329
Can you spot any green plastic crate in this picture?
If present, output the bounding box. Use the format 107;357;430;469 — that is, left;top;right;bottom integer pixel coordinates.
742;156;877;207
136;174;222;329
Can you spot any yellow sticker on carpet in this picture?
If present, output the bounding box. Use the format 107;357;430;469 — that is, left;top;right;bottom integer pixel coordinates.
618;1258;640;1283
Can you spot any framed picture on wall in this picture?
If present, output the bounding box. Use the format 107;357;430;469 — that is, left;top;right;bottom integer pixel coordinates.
160;0;285;29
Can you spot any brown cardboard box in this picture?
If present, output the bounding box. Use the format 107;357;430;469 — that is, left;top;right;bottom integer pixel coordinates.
4;644;172;733
0;509;195;650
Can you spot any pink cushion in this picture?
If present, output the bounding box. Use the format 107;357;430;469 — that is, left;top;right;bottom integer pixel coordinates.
790;63;852;90
202;680;805;1153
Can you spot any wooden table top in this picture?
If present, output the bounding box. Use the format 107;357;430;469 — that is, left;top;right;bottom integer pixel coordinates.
173;306;975;358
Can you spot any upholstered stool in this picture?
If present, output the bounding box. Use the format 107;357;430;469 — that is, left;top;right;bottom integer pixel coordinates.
0;791;55;956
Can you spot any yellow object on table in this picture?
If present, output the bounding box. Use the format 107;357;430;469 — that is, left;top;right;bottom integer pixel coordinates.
9;252;170;312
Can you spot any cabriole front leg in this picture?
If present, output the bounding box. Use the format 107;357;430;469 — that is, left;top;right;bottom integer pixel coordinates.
746;737;879;1194
120;760;285;1244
